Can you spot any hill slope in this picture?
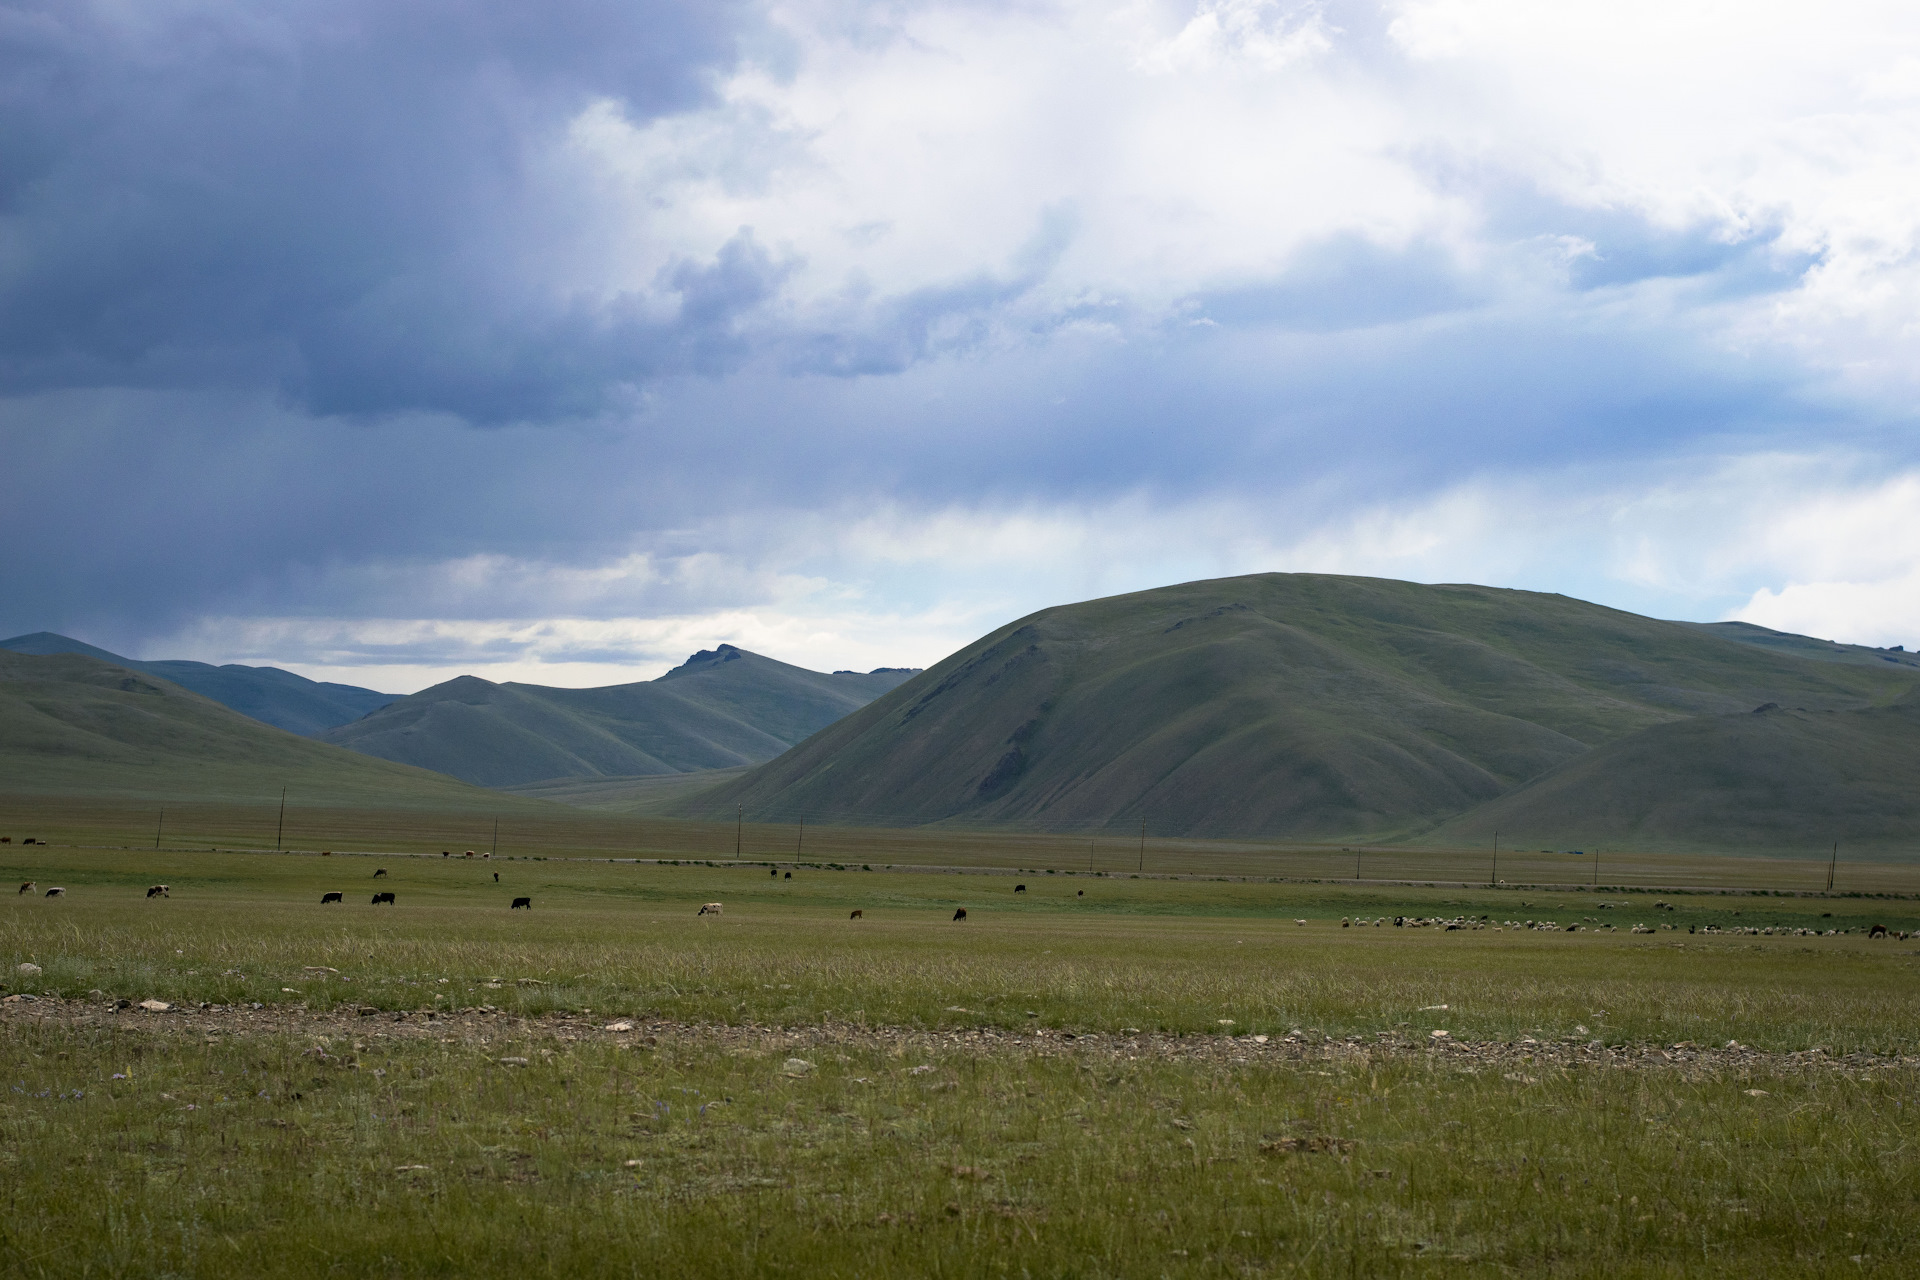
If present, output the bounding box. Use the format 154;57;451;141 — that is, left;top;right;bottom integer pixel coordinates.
674;574;1920;840
0;651;540;810
317;645;919;788
0;632;396;734
1426;693;1920;853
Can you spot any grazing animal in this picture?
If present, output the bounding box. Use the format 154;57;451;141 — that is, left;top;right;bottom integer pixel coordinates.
17;882;33;895
146;885;169;898
493;871;499;882
373;868;388;878
771;867;779;877
371;891;395;905
22;838;36;845
952;908;967;922
0;836;9;843
698;902;723;916
511;897;531;910
442;851;450;857
1077;889;1084;897
464;851;475;857
1014;884;1026;893
44;887;64;897
320;892;343;904
320;850;331;857
1869;923;1889;939
849;909;864;919
784;871;792;879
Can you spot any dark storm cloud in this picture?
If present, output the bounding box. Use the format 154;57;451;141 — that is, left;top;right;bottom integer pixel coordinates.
0;0;758;419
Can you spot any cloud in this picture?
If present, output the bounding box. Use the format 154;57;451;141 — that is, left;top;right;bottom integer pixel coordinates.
6;0;1920;684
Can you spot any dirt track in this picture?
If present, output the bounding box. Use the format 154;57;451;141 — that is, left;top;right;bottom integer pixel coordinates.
3;996;1912;1079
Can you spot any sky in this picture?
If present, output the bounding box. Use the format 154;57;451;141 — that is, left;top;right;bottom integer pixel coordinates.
5;0;1920;693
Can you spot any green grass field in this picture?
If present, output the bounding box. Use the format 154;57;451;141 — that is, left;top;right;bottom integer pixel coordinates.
0;839;1916;1276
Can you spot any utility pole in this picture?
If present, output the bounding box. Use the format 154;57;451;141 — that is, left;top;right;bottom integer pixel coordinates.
796;816;804;859
1492;830;1498;887
491;817;499;858
1137;817;1146;874
736;805;743;860
275;787;286;852
1593;846;1599;888
1089;838;1094;874
1827;841;1838;893
1355;845;1362;881
154;807;164;851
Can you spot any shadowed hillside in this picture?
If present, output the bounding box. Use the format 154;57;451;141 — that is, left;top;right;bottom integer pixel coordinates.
0;632;396;735
674;574;1920;841
1427;693;1920;853
0;651;541;810
319;646;918;788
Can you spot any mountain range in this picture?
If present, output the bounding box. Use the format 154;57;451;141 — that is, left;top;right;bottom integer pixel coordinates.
0;632;395;735
0;649;527;809
314;645;920;787
673;573;1920;850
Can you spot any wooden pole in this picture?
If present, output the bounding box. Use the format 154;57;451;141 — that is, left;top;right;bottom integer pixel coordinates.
1137;818;1146;874
736;805;743;860
1492;831;1498;887
797;816;804;859
491;817;498;858
275;788;286;852
154;807;164;850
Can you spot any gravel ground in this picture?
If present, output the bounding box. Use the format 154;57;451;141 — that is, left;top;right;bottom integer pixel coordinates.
3;996;1911;1079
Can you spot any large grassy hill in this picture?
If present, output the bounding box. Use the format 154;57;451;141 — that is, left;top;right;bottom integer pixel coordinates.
0;632;396;735
318;646;918;788
0;651;544;811
674;574;1920;845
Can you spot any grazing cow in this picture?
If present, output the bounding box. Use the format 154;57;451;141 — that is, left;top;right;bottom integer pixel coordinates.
442;851;450;858
464;851;475;858
770;867;778;877
21;838;35;846
0;836;9;843
44;887;64;897
784;871;792;879
1077;890;1084;896
511;897;532;910
373;868;388;878
320;892;343;904
1014;884;1027;893
698;902;723;916
17;882;32;895
952;908;967;922
146;885;169;898
371;891;395;905
493;871;499;882
320;850;331;857
849;909;864;919
1869;923;1889;939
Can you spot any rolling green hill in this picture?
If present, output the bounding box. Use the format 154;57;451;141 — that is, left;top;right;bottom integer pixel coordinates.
0;632;396;735
318;646;919;788
674;574;1920;844
0;650;544;811
1427;692;1920;853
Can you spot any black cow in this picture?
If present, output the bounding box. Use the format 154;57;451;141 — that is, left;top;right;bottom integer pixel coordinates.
43;887;64;897
321;892;343;904
511;897;531;910
952;908;967;922
1870;923;1889;939
1077;890;1084;896
771;867;779;877
373;868;388;878
371;891;395;905
493;871;499;882
784;871;792;879
1014;884;1026;893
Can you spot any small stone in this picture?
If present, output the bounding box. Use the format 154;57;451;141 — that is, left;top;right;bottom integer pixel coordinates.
783;1058;814;1076
16;963;40;977
1429;1029;1449;1039
137;999;170;1012
1217;1018;1234;1026
604;1021;633;1033
497;1056;530;1067
394;1164;429;1172
1252;1034;1269;1044
1744;1088;1768;1097
624;1159;642;1168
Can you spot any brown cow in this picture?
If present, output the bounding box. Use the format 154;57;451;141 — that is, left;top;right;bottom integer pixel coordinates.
1869;924;1889;939
952;908;967;922
17;882;32;895
373;868;388;878
849;909;863;920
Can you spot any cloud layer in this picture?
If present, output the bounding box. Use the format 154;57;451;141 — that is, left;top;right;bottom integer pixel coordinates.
5;0;1920;689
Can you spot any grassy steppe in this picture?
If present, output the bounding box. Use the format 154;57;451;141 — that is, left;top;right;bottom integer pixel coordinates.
0;850;1914;1276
